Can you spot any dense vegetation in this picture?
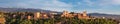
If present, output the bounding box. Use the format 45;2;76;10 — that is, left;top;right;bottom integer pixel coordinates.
5;17;118;24
0;12;118;24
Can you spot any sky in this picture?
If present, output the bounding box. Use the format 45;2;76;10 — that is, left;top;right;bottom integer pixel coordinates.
0;0;120;15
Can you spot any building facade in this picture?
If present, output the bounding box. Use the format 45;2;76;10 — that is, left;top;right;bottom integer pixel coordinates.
61;10;90;19
34;12;41;19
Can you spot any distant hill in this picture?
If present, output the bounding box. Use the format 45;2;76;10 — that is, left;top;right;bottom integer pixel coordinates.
88;13;120;16
0;7;60;13
88;13;120;20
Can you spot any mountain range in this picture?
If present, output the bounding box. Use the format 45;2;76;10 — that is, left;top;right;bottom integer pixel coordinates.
0;7;61;13
88;13;120;20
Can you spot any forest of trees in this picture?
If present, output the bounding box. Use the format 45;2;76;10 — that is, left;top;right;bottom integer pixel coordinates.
5;17;118;24
0;12;119;24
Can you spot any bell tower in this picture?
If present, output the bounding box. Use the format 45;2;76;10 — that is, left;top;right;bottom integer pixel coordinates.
83;10;87;16
61;10;69;17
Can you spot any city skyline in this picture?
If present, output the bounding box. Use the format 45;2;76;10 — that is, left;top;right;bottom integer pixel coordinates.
0;0;120;15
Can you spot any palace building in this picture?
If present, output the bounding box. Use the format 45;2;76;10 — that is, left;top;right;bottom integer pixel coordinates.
61;10;90;19
34;12;41;19
41;12;48;19
34;12;49;19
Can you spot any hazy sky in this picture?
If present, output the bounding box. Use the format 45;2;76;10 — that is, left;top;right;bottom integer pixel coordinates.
0;0;120;14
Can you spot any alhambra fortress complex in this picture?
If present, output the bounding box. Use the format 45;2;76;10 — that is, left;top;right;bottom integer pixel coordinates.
0;10;90;23
0;10;90;24
33;10;90;19
0;10;91;24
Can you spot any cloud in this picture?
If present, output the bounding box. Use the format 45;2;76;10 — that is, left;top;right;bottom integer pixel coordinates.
110;0;120;5
77;0;120;7
17;0;73;11
0;0;73;11
83;0;94;7
99;0;120;6
75;0;120;14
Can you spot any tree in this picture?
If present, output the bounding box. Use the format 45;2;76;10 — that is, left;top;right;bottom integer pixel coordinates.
19;20;32;24
0;12;5;18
